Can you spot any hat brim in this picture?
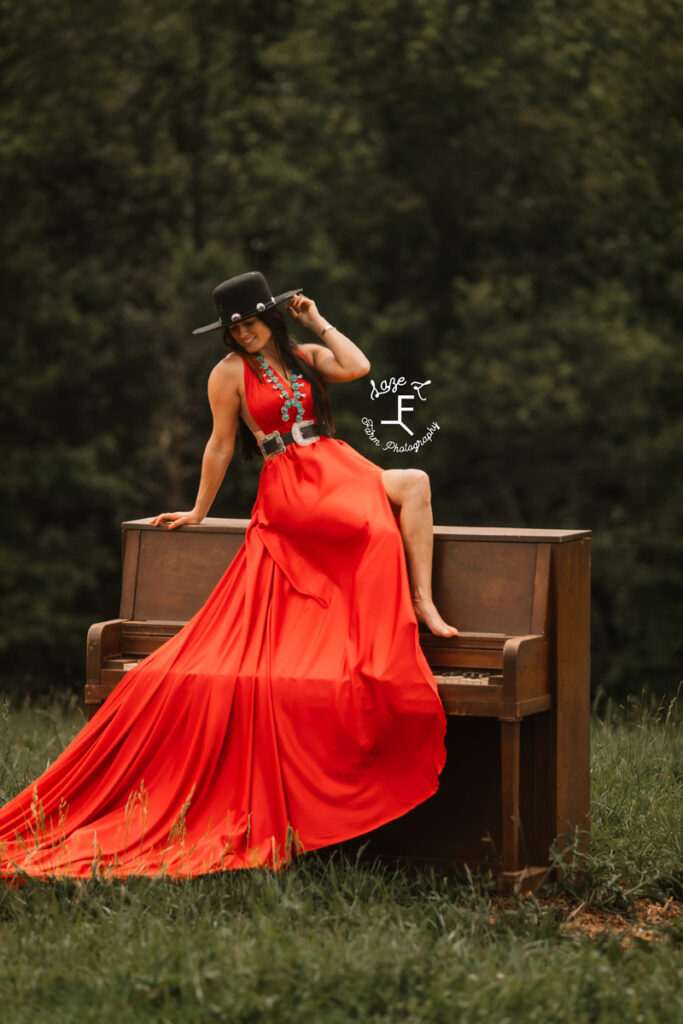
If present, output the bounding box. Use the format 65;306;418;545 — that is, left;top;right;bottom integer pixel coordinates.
192;288;303;335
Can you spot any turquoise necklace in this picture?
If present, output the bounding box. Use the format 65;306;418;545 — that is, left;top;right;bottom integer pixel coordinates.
255;352;306;423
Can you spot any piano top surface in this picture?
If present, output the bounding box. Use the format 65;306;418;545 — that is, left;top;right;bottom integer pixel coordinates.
122;518;590;544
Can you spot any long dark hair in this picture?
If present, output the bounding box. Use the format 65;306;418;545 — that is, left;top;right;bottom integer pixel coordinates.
223;307;335;461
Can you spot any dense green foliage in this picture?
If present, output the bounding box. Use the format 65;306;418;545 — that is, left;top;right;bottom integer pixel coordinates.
0;693;681;1023
1;0;681;696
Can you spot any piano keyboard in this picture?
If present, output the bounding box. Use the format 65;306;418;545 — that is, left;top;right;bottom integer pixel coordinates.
111;658;502;689
433;670;503;686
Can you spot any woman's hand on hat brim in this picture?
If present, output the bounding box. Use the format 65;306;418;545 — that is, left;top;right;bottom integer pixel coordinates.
287;294;322;333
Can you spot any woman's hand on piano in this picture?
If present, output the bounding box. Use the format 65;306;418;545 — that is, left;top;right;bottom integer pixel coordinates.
149;510;204;530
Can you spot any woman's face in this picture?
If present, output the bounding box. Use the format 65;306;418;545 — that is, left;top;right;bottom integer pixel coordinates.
229;316;273;353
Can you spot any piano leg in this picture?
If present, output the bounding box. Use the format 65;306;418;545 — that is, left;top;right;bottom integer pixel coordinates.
498;717;553;894
499;719;521;874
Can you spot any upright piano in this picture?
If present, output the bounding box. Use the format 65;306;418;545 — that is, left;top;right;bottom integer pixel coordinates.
86;520;591;890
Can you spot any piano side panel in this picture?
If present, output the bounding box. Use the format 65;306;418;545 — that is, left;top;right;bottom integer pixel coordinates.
551;538;591;852
432;541;539;636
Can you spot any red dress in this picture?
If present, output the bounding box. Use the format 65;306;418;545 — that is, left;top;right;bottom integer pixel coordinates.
0;355;446;879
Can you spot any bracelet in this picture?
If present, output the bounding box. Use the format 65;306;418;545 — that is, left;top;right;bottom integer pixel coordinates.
321;324;335;338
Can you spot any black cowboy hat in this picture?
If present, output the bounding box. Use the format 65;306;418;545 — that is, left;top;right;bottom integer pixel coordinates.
192;271;302;335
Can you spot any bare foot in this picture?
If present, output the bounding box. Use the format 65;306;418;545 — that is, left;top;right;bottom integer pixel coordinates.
413;597;459;637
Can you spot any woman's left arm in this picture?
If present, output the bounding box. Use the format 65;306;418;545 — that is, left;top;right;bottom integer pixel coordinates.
287;294;370;382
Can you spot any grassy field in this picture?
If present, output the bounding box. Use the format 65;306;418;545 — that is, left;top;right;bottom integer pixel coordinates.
0;691;681;1024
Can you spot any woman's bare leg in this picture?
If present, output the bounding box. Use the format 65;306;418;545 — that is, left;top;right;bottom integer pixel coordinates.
381;468;459;637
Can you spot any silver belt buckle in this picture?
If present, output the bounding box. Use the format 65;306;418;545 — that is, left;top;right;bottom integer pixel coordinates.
258;430;286;458
291;419;318;446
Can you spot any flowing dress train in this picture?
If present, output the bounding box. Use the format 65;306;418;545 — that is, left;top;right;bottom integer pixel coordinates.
0;354;446;879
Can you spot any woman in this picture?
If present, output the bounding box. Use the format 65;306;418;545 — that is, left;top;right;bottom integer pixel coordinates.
0;272;456;881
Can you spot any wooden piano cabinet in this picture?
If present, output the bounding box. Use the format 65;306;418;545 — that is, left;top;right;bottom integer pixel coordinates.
85;520;591;891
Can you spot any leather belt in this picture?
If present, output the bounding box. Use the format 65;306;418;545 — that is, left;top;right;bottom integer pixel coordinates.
258;419;320;459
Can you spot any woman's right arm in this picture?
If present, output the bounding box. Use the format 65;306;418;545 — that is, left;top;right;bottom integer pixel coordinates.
150;360;241;530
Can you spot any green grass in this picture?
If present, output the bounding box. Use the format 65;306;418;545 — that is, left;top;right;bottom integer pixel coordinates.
0;691;681;1024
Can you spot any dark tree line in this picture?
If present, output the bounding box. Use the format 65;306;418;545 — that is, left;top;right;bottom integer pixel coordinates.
1;0;681;698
